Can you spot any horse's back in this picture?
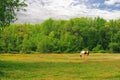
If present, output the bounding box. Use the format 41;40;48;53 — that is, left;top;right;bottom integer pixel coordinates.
80;50;86;54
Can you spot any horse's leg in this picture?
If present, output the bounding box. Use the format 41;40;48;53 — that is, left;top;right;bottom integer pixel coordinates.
80;55;82;57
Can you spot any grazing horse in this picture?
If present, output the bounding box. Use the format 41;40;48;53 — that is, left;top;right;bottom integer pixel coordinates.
80;50;89;57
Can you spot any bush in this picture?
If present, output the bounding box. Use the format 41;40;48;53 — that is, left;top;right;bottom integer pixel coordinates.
109;43;120;53
92;44;102;53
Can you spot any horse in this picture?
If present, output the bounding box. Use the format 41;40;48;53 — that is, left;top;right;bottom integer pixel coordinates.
80;50;89;57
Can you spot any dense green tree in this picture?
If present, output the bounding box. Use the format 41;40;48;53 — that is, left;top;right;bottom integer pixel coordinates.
0;17;120;53
0;0;27;27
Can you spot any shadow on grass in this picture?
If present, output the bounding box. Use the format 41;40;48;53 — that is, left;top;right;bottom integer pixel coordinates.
0;60;120;79
0;71;5;77
0;60;71;79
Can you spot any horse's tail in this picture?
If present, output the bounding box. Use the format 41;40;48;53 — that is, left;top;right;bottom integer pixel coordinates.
87;51;89;56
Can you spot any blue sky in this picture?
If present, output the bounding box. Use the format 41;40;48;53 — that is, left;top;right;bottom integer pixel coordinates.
16;0;120;23
88;0;120;10
72;0;120;10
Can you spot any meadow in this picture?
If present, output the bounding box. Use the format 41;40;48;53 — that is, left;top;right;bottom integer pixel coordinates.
0;53;120;80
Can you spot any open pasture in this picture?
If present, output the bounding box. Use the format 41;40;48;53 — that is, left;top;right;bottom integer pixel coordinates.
0;53;120;80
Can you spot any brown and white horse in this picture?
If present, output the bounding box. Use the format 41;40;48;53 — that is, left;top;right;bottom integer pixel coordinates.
80;50;89;57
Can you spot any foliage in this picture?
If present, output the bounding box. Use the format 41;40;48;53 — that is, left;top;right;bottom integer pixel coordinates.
109;42;120;53
0;17;120;53
0;0;27;27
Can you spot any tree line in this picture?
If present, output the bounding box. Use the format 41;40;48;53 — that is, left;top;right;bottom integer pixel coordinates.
0;17;120;53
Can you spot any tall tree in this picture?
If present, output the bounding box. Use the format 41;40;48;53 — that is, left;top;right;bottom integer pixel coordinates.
0;0;27;27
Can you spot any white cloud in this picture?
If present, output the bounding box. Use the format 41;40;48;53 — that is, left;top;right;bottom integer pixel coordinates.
104;0;120;6
16;0;120;23
89;9;120;20
115;4;120;7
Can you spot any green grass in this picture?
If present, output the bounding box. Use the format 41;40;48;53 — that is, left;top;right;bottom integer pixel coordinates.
0;53;120;80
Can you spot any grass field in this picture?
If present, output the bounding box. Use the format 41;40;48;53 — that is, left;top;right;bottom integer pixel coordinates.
0;53;120;80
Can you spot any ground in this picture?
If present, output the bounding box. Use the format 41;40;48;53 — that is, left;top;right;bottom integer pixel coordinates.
0;53;120;80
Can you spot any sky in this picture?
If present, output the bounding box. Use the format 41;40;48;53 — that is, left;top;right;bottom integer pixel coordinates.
16;0;120;23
